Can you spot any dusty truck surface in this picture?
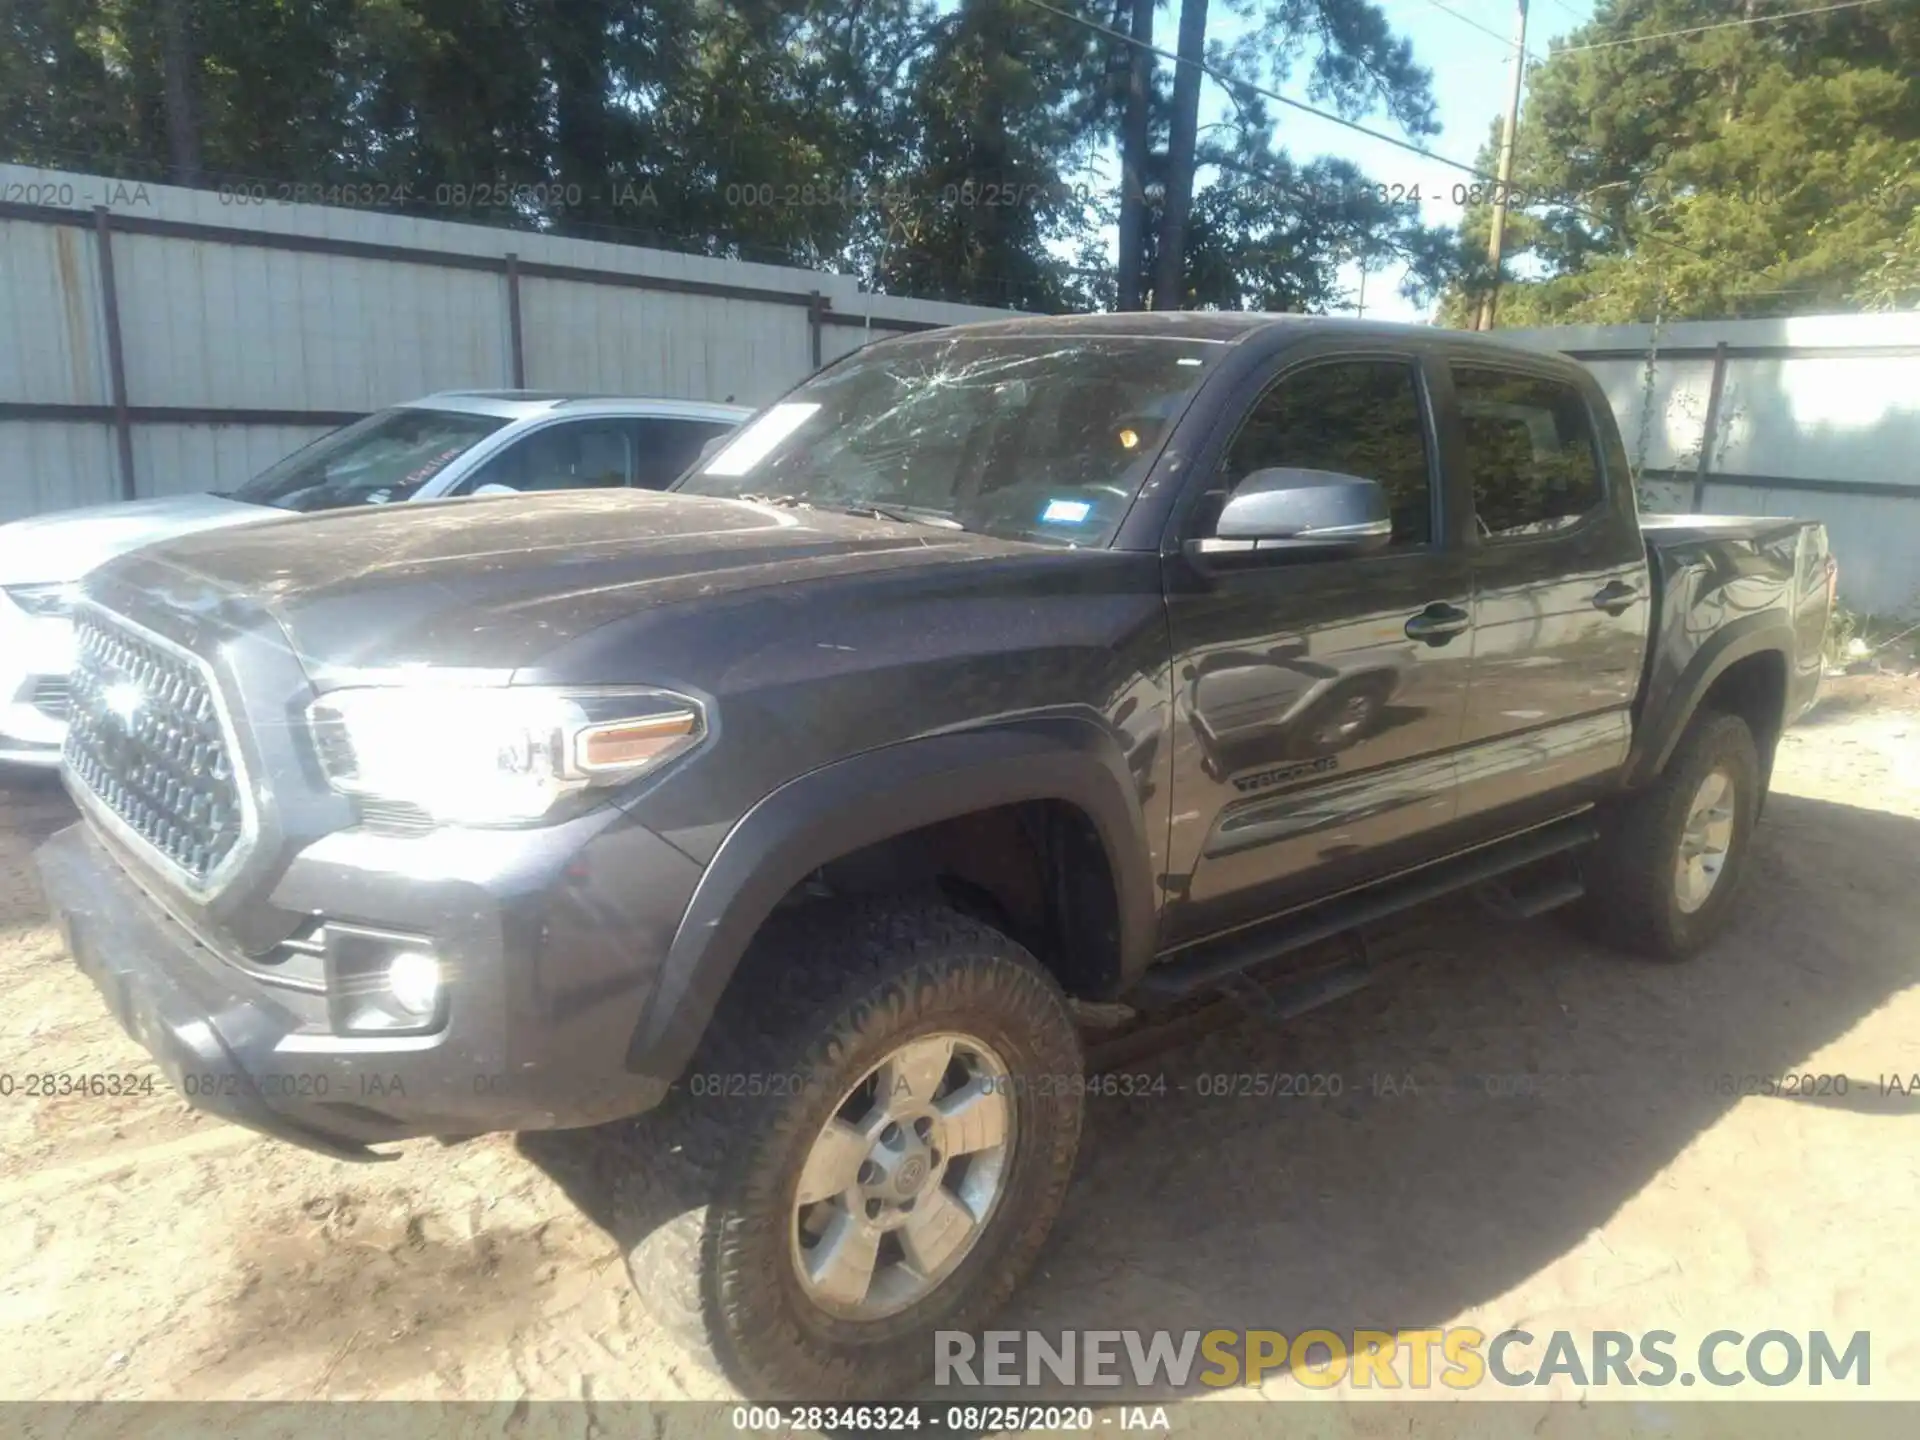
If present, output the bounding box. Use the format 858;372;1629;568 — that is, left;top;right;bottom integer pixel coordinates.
38;314;1834;1400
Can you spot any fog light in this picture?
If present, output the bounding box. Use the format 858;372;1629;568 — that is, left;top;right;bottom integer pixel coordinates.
386;951;441;1017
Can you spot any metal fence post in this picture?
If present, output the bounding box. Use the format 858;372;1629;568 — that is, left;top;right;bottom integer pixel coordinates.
807;290;826;371
92;206;136;500
504;252;526;389
1691;341;1729;514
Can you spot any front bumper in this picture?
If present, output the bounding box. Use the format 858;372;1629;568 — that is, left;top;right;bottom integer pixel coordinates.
38;808;703;1158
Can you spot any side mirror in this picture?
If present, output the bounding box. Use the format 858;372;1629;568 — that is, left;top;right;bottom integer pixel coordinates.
1194;467;1392;562
471;483;521;497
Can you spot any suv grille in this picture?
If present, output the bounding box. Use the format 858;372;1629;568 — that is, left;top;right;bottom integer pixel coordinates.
64;611;245;887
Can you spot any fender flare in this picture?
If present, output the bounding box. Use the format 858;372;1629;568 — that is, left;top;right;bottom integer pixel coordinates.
1627;612;1795;787
626;717;1159;1080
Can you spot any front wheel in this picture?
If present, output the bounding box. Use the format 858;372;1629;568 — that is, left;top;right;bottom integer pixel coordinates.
625;899;1084;1400
1580;710;1762;959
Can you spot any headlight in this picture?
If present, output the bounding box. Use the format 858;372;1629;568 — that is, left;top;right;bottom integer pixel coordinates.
4;582;80;618
306;685;706;826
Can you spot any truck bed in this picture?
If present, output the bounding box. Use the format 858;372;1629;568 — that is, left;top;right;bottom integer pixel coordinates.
1641;511;1828;545
1635;510;1834;760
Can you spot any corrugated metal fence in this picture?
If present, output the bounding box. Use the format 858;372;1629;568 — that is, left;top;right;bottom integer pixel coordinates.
5;170;1912;613
0;164;1018;519
1499;314;1920;616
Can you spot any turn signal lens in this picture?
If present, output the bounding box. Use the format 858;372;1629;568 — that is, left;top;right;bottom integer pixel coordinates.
577;711;700;771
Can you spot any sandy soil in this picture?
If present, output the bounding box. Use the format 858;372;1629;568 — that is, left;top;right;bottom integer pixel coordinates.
1;673;1915;1413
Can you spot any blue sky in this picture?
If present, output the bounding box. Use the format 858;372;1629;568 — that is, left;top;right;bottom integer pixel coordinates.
1099;0;1601;320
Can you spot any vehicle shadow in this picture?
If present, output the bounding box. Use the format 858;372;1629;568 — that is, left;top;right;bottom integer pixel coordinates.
527;788;1917;1399
0;771;77;943
0;768;77;841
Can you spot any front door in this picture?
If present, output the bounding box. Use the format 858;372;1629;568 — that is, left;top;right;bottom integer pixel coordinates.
1161;354;1473;948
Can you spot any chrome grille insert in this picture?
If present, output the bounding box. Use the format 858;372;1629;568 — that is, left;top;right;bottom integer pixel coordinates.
355;798;436;836
30;675;71;722
63;608;249;891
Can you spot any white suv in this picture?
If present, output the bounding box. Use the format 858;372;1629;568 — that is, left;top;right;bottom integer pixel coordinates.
0;391;748;765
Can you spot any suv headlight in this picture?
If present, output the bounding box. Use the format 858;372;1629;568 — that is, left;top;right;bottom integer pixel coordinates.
4;582;81;618
306;685;706;826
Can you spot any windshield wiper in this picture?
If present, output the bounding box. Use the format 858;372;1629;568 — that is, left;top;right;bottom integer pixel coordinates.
735;494;963;530
841;501;964;530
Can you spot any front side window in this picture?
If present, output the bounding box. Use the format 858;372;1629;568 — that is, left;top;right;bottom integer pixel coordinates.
1215;358;1433;547
233;408;506;512
676;334;1222;547
460;422;634;494
1454;366;1603;539
630;418;738;489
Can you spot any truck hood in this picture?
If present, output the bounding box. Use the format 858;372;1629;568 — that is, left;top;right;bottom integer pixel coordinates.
0;492;270;585
93;489;1042;678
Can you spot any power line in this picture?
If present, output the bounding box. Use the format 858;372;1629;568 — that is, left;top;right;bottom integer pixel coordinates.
1418;0;1531;52
1018;0;1493;184
1013;0;1711;262
1555;0;1889;54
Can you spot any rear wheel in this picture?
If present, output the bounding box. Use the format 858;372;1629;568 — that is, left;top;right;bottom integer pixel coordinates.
1580;710;1761;959
624;898;1084;1400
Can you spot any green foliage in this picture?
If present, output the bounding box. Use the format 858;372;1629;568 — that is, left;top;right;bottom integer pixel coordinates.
1128;0;1445;310
1181;139;1459;311
1447;0;1920;324
1;0;1458;311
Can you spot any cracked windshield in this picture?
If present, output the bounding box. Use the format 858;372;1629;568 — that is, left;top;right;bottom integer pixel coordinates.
681;336;1219;545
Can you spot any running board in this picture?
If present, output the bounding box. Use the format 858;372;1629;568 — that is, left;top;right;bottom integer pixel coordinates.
1128;814;1599;1009
1475;874;1587;920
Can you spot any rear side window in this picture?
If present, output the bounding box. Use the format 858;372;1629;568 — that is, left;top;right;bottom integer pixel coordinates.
461;421;633;493
1454;367;1603;539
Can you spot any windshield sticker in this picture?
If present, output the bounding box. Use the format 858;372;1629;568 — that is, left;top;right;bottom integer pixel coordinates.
1041;498;1092;525
405;446;465;485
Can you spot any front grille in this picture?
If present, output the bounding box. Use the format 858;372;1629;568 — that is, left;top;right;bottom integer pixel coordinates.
30;676;70;722
64;611;245;888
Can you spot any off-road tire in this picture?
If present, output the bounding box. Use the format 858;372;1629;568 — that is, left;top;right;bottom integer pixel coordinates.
622;897;1084;1400
1580;710;1762;960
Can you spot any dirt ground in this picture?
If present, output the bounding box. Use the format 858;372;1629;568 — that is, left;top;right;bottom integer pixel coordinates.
1;674;1916;1414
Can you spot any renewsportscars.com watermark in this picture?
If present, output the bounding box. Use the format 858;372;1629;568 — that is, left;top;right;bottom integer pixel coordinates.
935;1328;1871;1390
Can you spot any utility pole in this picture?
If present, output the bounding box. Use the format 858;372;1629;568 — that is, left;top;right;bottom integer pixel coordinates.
1155;0;1210;310
1476;0;1529;331
1116;0;1155;311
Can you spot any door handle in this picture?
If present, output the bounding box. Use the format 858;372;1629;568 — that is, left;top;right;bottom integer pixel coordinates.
1591;581;1640;615
1404;603;1470;646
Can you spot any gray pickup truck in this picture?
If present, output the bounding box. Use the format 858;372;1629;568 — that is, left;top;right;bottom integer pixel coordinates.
37;314;1834;1400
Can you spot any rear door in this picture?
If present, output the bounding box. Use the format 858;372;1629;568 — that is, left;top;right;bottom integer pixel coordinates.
1449;358;1652;830
1159;347;1473;947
